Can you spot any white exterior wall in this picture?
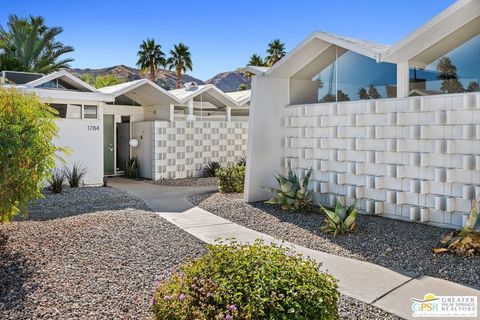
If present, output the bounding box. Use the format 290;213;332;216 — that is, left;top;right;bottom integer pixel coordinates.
53;118;104;185
244;76;289;201
280;92;480;229
131;121;154;179
140;120;248;179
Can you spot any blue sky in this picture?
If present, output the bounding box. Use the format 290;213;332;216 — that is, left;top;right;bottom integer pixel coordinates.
1;0;456;80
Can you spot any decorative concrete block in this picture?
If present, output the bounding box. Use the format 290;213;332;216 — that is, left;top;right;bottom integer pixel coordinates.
367;100;376;114
386;190;396;203
410;126;421;139
366;126;375;139
435;168;446;182
435;111;446;124
410;97;421;112
410;207;420;221
366;176;375;188
410;153;421;166
435;196;446;211
446;197;456;212
348;114;356;126
329;104;337;115
387;139;397;152
420;180;430;194
374;201;384;215
347;162;356;174
463;124;475;139
356;186;365;198
463;94;474;109
462;155;474;170
387;165;397;178
420;208;430;223
366;199;375;213
435;140;446;154
337;173;346;185
396;192;406;205
410;180;420;193
347;185;356;198
329;172;337;184
329;194;337;206
375;176;385;189
387;113;397;125
366;151;375;163
320;183;329;193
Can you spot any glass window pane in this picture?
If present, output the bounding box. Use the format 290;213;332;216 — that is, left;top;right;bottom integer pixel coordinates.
83;105;97;119
409;34;480;96
48;104;67;118
66;104;81;119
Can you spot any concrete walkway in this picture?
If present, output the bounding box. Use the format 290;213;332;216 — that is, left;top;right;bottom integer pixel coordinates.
111;178;480;320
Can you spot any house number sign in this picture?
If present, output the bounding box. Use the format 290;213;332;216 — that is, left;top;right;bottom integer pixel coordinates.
88;125;100;131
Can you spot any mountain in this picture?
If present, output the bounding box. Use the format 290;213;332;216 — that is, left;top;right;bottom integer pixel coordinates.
70;65;251;92
70;65;203;90
205;68;251;92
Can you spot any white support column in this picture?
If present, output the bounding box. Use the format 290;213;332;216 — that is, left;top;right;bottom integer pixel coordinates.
186;99;196;121
226;106;231;122
396;62;409;98
169;104;174;122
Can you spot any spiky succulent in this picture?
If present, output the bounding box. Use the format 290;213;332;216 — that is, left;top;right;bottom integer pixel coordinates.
320;200;357;235
263;162;312;212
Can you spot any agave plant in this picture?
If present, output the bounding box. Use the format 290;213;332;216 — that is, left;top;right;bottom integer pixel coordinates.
433;197;480;257
319;200;357;236
263;162;312;212
203;161;221;177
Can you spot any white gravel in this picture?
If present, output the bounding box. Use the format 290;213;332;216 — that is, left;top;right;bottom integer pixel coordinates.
190;192;480;288
1;188;206;319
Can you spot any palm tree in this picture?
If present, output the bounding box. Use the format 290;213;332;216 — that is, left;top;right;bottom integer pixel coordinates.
265;39;286;66
136;39;166;81
248;53;266;67
0;15;74;73
436;57;464;93
167;43;192;89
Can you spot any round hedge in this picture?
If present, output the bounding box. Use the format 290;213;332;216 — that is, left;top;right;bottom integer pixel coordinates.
152;240;339;319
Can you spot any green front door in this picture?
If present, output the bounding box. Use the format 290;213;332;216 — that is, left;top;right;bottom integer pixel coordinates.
103;115;114;175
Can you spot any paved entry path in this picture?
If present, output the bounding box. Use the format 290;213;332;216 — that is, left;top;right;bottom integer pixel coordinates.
110;177;480;320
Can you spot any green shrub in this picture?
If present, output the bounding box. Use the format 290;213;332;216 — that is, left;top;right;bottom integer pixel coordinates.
125;157;140;179
320;199;358;236
152;240;339;320
0;88;62;222
236;156;246;166
64;163;87;188
203;161;221;177
263;162;312;212
216;164;245;193
48;169;65;194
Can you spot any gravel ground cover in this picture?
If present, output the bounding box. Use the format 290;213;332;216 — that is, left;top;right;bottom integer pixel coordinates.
1;188;206;319
189;192;480;288
150;177;217;187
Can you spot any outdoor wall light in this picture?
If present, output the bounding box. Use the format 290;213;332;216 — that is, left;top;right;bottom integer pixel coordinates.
129;139;139;147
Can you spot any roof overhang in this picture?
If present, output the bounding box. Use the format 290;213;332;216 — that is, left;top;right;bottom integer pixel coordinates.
25;70;99;92
383;0;480;67
99;79;181;106
17;86;115;102
171;84;239;107
264;31;388;79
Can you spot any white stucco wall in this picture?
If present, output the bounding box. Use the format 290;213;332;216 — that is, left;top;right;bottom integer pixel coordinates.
244;76;289;202
131;121;154;179
277;92;480;229
53;119;104;185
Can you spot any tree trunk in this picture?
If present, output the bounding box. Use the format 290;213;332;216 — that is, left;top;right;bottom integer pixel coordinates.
176;66;182;89
150;64;156;82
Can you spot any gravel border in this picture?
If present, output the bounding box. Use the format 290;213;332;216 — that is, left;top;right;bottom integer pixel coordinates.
150;177;217;187
189;192;480;288
2;188;207;319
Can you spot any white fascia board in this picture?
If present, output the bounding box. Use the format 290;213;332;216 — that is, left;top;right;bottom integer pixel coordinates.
106;79;181;105
383;0;480;63
20;87;115;102
245;66;269;75
26;70;100;93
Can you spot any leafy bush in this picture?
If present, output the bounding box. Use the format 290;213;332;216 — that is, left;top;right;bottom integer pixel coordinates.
320;200;358;236
48;169;65;194
236;156;246;166
125;157;140;179
152;240;339;320
64;163;87;188
203;161;221;177
263;162;312;212
0;88;61;222
216;164;245;193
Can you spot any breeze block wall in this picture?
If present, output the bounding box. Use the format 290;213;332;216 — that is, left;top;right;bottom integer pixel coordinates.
152;120;248;179
283;92;480;229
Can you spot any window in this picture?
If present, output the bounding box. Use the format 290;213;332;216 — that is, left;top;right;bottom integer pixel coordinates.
83;105;97;119
409;34;480;96
49;104;67;118
66;104;82;119
314;48;397;103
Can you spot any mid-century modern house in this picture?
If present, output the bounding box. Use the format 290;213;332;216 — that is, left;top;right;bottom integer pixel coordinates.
245;0;480;229
1;70;250;184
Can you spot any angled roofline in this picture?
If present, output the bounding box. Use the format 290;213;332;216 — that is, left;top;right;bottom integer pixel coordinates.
98;78;181;104
25;70;99;92
383;0;480;63
226;90;251;106
265;31;389;78
169;84;239;106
